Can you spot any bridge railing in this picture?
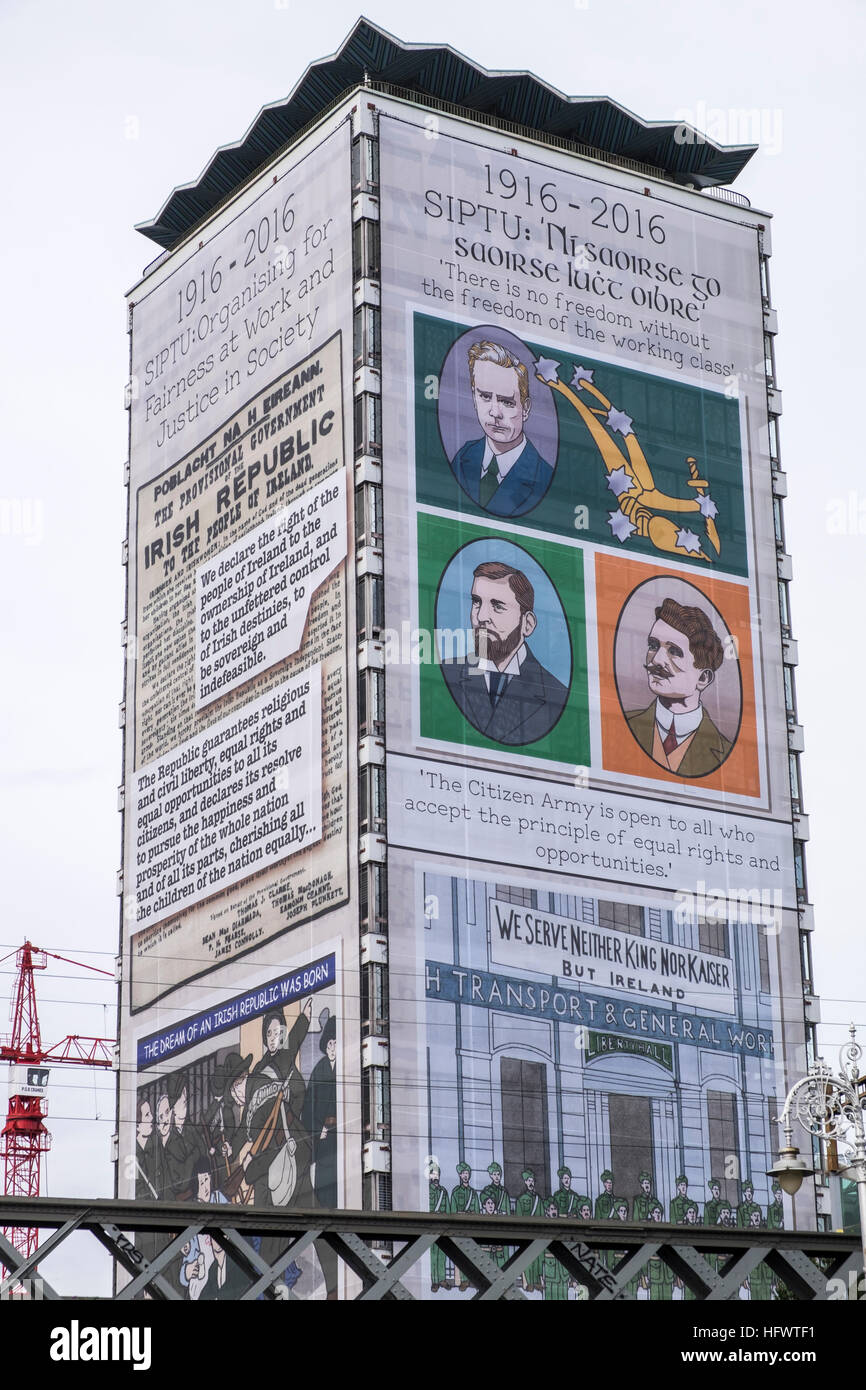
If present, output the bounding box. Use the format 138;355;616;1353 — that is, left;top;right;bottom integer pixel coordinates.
0;1196;859;1301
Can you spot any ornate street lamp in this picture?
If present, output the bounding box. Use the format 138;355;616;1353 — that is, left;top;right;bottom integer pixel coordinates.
768;1024;866;1278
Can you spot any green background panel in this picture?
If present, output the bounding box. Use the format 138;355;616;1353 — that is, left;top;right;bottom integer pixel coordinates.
414;313;749;579
417;512;589;765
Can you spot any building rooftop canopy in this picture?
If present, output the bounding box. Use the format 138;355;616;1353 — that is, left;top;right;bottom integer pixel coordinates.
137;17;757;251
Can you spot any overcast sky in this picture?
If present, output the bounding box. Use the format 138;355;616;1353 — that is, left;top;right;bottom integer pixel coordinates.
0;0;862;1291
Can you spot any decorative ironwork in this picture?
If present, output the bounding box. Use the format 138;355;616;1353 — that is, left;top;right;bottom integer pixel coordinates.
786;1031;864;1143
0;1197;858;1301
775;1024;866;1277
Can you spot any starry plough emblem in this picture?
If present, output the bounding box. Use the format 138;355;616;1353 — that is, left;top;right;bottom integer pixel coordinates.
534;357;721;563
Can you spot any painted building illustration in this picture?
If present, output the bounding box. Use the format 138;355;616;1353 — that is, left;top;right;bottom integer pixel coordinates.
132;959;340;1299
416;870;784;1295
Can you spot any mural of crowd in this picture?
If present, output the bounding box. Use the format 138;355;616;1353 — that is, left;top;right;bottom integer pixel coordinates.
133;998;338;1299
428;1161;784;1301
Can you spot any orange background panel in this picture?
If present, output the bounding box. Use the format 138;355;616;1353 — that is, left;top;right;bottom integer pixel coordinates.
596;552;760;798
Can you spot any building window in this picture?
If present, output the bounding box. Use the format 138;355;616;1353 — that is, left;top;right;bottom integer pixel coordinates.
351;134;379;192
598;901;643;935
706;1090;739;1206
783;663;797;718
354;483;383;548
763;333;776;385
352;219;381;280
363;1066;390;1143
778;580;790;632
789;753;802;809
356;575;384;639
759;254;771;305
358;667;385;737
366;219;381;276
767;1097;780;1154
794;843;807;895
361;962;389;1036
354;393;382;456
609;1093;653;1203
494;884;537;908
353;304;381;368
358;766;385;835
359;862;387;929
501;1057;549;1200
799;930;814;994
768;415;781;466
698;917;729;958
758;927;771;992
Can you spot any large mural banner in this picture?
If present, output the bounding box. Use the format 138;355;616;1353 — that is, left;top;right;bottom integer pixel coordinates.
128;333;350;1008
378;114;801;1294
132;949;340;1299
405;311;769;797
415;314;749;574
120;116;361;1234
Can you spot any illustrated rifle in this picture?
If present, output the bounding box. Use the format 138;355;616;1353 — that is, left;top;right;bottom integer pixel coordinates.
222;1079;297;1201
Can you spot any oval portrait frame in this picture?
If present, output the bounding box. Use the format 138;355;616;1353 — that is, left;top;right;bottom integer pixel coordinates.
437;325;559;518
434;536;572;747
613;575;742;779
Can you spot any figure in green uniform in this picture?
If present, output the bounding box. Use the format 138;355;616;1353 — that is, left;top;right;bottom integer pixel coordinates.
542;1199;569;1300
669;1174;692;1224
553;1165;580;1217
480;1161;512;1273
428;1162;451;1291
450;1161;481;1214
698;1182;722;1279
480;1160;511;1215
737;1178;761;1228
480;1193;507;1269
594;1170;616;1220
749;1263;774;1299
681;1200;701;1300
609;1198;637;1296
632;1170;657;1221
713;1196;735;1294
747;1206;775;1300
571;1195;592;1298
451;1161;481;1290
516;1168;545;1291
765;1179;784;1230
646;1200;673;1300
703;1176;724;1225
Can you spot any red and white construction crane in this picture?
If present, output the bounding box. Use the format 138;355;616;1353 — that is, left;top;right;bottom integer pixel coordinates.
0;940;114;1266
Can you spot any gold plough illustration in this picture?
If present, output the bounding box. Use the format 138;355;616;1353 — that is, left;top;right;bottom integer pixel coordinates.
541;370;721;562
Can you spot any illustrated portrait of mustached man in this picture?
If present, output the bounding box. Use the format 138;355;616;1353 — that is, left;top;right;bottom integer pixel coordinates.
625;595;735;777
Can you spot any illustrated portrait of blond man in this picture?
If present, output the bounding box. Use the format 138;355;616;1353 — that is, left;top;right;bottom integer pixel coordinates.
450;341;554;517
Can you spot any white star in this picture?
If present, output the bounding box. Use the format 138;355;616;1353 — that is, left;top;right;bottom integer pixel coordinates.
606;466;635;498
698;494;719;519
676;528;703;554
570;365;594;387
534;356;561;384
606;407;633;436
608;511;636;542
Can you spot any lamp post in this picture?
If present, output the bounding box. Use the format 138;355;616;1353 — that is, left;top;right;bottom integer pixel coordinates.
768;1024;866;1282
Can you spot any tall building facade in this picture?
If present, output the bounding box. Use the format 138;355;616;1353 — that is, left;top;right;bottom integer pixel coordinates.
117;21;815;1299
